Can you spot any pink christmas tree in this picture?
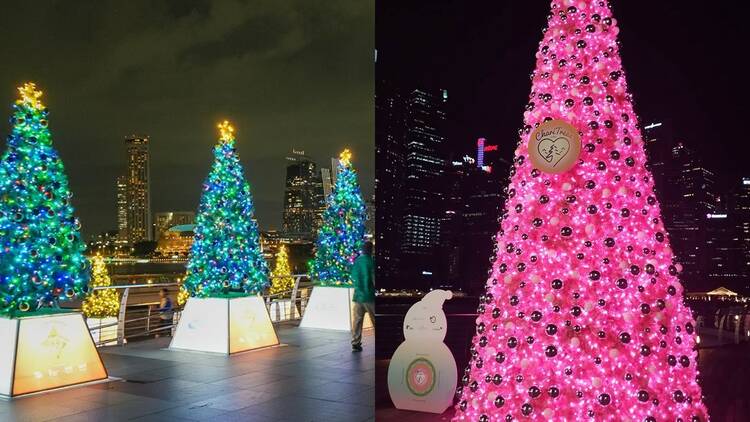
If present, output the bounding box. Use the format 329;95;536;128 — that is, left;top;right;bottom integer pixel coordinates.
453;1;708;421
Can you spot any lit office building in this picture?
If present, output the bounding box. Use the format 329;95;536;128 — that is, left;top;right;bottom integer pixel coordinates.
155;224;195;258
154;211;195;241
116;175;128;241
282;150;325;241
124;136;151;243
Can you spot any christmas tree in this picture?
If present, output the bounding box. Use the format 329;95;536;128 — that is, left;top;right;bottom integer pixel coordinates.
183;121;269;297
454;2;707;421
309;149;366;287
82;254;119;318
270;244;294;296
177;284;189;307
0;83;90;315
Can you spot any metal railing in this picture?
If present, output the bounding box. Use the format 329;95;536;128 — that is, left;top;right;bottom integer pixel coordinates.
87;274;313;347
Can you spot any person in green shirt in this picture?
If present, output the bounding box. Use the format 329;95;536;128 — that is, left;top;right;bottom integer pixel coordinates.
351;241;375;352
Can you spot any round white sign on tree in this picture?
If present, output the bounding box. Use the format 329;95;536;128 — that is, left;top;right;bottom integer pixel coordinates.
527;119;581;174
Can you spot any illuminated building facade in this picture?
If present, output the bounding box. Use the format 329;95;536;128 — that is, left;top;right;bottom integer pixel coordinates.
282;150;325;241
643;122;721;291
155;224;195;257
400;89;448;287
705;211;747;293
124;136;151;243
375;79;406;285
260;230;284;262
88;230;130;257
116;175;128;241
376;83;448;289
665;142;718;289
321;167;333;198
439;145;507;294
154;211;195;241
736;178;750;277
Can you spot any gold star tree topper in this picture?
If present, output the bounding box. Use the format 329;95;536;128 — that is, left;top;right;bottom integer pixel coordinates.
17;82;44;110
217;120;235;142
339;148;352;166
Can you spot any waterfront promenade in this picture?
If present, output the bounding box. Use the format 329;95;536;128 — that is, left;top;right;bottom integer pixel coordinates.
374;298;750;421
0;324;374;422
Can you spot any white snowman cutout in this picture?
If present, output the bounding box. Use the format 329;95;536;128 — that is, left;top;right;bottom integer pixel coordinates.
387;289;457;413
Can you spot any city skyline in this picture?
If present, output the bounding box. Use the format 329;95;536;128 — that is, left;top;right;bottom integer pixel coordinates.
377;1;749;188
0;1;374;237
376;1;750;295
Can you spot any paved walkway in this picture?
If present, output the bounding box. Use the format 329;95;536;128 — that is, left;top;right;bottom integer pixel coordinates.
375;332;750;421
0;324;374;422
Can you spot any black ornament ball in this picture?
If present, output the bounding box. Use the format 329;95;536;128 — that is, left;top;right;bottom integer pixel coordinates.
521;403;533;416
494;395;505;407
598;393;611;406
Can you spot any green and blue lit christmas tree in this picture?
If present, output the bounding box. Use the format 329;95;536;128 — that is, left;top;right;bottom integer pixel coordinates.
184;121;269;297
309;149;366;287
0;83;90;315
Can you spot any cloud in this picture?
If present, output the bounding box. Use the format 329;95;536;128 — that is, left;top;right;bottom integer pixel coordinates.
0;0;374;235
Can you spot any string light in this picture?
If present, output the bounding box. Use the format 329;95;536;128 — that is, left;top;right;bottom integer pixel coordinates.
339;148;352;166
81;254;119;318
177;285;189;306
16;82;44;111
217;120;235;143
183;120;269;297
453;2;707;421
269;244;294;295
309;149;366;287
0;82;89;315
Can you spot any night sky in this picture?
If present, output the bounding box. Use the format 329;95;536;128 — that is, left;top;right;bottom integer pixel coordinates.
0;0;374;238
377;0;750;188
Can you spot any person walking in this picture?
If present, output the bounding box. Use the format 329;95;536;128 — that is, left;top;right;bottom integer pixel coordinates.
155;288;174;338
351;241;375;352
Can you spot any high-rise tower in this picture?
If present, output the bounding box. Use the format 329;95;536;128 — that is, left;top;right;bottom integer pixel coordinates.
282;150;325;241
125;136;151;243
116;175;128;240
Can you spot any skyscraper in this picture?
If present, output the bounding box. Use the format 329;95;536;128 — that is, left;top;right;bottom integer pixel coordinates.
704;210;747;293
321;167;333;199
375;84;448;289
665;142;718;290
375;79;406;286
399;89;448;288
124;136;151;243
439;145;507;295
282;150;325;241
116;175;128;240
737;178;750;273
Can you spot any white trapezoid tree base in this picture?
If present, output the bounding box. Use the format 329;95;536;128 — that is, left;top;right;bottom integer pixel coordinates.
300;286;373;331
0;311;108;398
170;295;279;355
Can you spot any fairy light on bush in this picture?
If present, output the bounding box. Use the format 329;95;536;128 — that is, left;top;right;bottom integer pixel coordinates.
453;1;708;421
81;254;119;318
183;120;269;297
0;82;90;315
270;244;294;295
309;149;366;287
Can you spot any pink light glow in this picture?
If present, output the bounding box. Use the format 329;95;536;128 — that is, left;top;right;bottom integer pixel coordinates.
452;1;708;421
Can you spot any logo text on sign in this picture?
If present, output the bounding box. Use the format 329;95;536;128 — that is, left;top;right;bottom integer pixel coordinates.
528;119;581;174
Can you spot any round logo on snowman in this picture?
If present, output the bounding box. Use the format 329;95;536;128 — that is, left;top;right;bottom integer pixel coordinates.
406;358;436;397
528;119;581;174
